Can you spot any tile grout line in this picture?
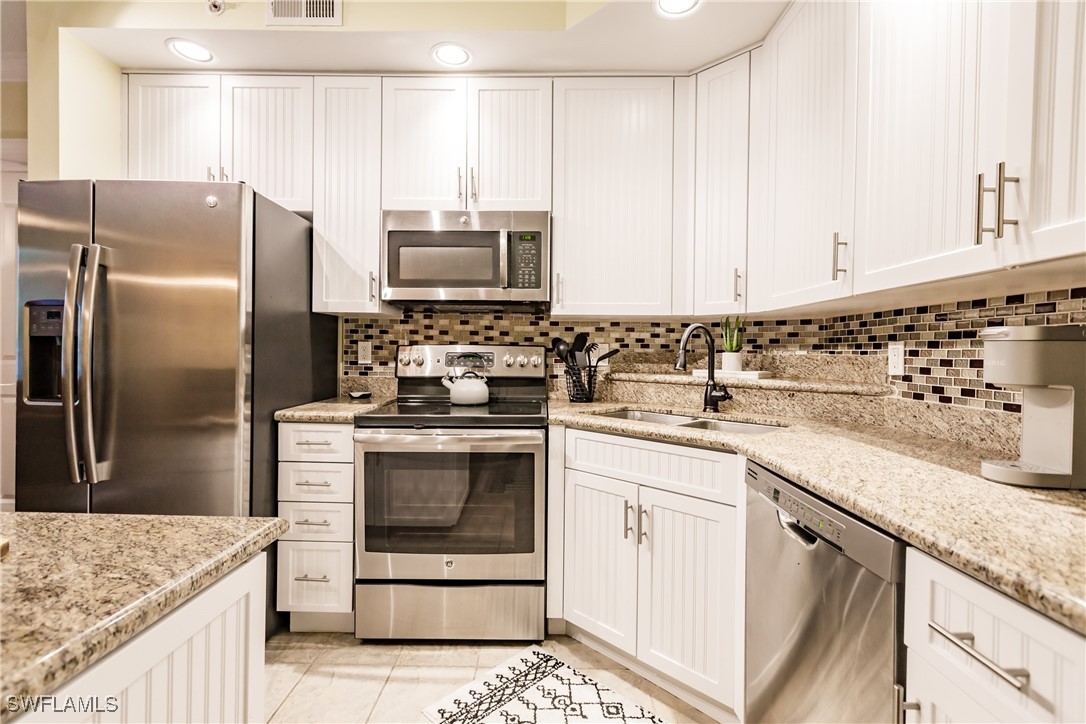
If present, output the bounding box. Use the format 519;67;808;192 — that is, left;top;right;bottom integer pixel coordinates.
266;659;313;724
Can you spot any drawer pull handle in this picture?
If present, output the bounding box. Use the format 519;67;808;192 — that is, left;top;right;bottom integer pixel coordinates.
928;621;1030;691
296;519;331;527
295;440;333;446
294;575;330;583
296;481;332;487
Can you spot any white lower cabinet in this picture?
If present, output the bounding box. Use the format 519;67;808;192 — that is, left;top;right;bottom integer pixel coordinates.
276;540;354;613
904;549;1086;723
563;431;739;709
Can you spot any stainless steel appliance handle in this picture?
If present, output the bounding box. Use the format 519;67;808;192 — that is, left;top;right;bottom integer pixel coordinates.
62;244;87;484
294;575;330;583
777;509;818;548
296;480;333;487
927;621;1030;691
499;228;509;288
296;519;331;527
79;245;109;484
623;500;634;540
354;430;545;448
995;161;1020;239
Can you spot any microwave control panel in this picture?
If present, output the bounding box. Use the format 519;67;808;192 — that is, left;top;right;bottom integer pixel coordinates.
511;232;542;289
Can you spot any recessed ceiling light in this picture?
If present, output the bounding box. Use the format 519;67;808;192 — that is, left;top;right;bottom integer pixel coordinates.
431;43;471;68
165;38;214;64
656;0;700;17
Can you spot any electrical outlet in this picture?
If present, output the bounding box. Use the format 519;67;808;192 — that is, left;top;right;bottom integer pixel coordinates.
888;341;905;376
356;341;372;364
595;343;612;366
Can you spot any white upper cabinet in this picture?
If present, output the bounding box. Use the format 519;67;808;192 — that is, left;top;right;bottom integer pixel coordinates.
552;77;675;317
853;1;1021;293
312;77;390;315
220;76;314;212
382;77;551;211
127;75;220;182
747;0;857;312
693;54;749;316
467;78;552;211
1010;0;1086;265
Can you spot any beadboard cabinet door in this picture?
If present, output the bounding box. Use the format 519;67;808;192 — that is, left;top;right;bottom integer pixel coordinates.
1011;0;1086;266
693;54;749;316
747;0;857;312
552;77;674;316
127;74;220;182
311;77;391;314
381;78;467;210
563;469;639;656
220;75;314;211
467;78;552;211
636;486;736;706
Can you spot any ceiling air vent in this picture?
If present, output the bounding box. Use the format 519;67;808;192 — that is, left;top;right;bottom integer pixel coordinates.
266;0;342;26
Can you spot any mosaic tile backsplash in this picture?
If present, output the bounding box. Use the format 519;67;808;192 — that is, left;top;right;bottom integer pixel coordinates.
341;286;1086;413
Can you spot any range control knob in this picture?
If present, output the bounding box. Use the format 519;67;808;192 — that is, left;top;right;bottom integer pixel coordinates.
516;355;529;367
412;354;425;366
503;354;515;367
398;355;411;366
529;355;543;368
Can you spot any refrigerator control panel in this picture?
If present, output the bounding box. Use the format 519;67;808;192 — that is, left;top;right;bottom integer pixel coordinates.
28;303;63;337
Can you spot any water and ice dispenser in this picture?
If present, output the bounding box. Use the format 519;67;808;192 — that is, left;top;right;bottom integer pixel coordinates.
23;301;66;402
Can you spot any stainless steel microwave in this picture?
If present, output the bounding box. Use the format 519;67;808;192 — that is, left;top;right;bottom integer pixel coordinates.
381;210;550;306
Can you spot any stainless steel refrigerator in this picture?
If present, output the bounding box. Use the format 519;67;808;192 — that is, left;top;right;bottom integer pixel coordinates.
16;179;337;519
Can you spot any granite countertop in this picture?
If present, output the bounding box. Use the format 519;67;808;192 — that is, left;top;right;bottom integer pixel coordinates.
549;401;1086;636
0;513;288;704
274;395;394;424
606;372;892;396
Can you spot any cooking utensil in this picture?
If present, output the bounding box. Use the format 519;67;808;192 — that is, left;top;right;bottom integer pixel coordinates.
592;348;619;375
571;332;589;354
551;337;571;366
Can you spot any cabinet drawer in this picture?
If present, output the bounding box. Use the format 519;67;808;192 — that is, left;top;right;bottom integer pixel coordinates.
278;502;354;542
565;428;740;505
277;462;353;502
904;549;1085;723
277;423;354;462
905;650;1002;723
276;541;353;613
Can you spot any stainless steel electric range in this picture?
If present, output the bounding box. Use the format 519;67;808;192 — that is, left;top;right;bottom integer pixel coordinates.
353;344;547;641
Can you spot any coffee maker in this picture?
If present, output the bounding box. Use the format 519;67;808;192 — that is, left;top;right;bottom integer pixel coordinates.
979;325;1086;489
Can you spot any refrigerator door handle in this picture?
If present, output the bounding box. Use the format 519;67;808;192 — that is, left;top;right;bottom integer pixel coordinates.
62;244;88;484
79;245;110;484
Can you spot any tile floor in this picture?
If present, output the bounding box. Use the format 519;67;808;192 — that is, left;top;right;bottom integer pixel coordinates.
265;633;721;723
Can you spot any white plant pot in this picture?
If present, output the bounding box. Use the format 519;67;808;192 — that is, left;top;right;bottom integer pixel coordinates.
721;352;743;373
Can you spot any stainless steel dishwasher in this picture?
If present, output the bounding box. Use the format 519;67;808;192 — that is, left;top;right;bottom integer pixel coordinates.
745;461;906;723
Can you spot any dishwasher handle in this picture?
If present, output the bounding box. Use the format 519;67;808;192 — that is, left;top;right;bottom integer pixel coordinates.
777;509;819;548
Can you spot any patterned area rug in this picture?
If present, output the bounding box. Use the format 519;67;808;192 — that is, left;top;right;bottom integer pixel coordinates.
423;646;664;724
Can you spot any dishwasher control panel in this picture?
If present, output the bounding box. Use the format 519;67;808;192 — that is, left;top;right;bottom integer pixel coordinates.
764;481;845;544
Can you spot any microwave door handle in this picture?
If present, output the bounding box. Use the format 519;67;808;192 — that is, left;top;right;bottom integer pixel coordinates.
79;245;110;485
62;244;88;483
499;228;509;288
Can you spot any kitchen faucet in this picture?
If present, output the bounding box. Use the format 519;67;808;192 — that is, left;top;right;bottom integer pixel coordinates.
675;323;734;412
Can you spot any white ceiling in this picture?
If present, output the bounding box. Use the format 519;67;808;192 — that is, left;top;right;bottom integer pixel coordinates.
70;1;788;75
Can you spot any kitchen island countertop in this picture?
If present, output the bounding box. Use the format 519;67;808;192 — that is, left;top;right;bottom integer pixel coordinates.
0;513;288;703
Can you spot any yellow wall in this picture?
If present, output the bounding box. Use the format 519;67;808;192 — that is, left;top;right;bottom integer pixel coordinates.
57;29;121;178
1;83;28;139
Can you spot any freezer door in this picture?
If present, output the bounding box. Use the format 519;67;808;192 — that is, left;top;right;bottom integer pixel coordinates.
16;180;93;512
88;180;247;515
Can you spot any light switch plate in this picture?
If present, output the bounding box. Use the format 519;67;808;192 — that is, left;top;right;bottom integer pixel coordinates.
888;341;905;376
357;341;372;365
595;343;612;366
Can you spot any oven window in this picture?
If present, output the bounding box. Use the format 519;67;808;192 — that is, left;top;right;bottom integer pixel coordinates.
387;230;500;288
363;451;535;555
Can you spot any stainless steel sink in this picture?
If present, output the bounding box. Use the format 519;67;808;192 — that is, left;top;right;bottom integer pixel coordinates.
595;410;698;425
677;419;781;434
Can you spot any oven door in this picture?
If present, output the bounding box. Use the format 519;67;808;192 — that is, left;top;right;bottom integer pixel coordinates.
353;428;545;580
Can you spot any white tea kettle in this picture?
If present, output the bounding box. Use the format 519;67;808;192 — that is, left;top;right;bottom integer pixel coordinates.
442;370;490;405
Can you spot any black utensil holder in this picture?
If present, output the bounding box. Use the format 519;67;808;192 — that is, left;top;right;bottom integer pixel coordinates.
565;366;597;403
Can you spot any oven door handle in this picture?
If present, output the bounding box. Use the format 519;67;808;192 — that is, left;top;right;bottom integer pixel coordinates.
354;430;545;448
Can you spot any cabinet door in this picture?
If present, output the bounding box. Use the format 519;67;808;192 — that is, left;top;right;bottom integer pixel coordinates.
636;487;736;706
220;75;314;211
563;469;639;655
854;1;1008;293
552;78;674;316
1011;0;1086;264
467;78;552;211
382;78;467;210
127;74;220;182
312;77;387;314
905;652;1003;723
748;0;856;312
694;55;749;315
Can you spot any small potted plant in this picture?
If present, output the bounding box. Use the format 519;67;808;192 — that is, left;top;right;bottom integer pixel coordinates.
720;316;746;373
